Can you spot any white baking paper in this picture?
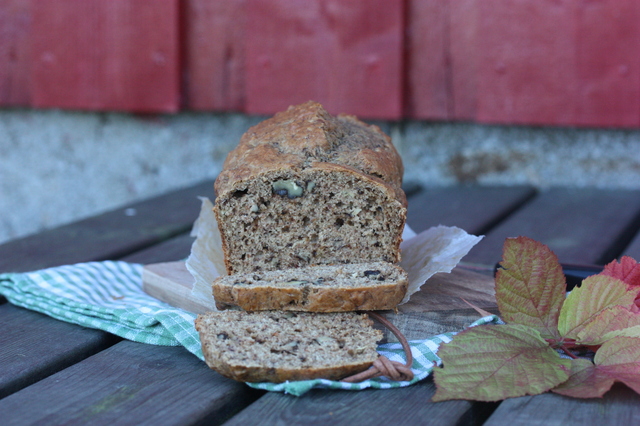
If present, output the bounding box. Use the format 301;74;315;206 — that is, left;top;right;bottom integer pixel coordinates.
398;225;483;304
186;197;483;309
185;197;224;311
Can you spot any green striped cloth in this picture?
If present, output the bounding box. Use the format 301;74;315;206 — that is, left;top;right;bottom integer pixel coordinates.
0;261;498;396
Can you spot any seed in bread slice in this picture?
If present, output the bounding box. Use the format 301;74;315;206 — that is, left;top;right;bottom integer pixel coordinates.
195;311;382;383
212;262;408;312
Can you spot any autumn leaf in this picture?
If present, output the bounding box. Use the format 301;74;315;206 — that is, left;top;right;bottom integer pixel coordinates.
433;236;640;402
495;237;565;340
432;324;571;402
553;337;640;398
558;275;639;341
551;359;612;398
595;336;640;394
600;256;640;308
601;256;640;287
576;305;640;345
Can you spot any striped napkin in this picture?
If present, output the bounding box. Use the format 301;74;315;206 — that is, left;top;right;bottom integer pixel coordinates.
0;261;498;396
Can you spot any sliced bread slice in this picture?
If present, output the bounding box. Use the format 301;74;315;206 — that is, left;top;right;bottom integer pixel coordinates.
195;310;382;382
212;262;408;312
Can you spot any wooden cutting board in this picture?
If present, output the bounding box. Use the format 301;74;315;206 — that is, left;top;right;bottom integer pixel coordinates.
142;262;497;341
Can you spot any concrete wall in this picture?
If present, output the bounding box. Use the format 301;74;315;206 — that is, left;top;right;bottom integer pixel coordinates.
2;108;640;245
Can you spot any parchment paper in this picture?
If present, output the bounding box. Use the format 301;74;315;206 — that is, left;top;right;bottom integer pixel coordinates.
185;198;483;310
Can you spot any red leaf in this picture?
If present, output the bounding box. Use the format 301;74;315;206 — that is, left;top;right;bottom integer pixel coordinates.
601;256;640;288
601;256;640;308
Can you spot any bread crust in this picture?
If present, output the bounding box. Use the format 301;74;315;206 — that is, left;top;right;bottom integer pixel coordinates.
213;264;409;312
201;359;374;383
214;101;406;206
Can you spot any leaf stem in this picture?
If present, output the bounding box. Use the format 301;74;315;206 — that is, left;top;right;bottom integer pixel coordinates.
560;344;579;360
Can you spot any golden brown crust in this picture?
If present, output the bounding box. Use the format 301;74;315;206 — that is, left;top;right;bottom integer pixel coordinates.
201;359;374;383
213;275;408;312
214;101;406;207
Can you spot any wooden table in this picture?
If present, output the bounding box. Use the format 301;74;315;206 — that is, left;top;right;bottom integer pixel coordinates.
2;181;640;425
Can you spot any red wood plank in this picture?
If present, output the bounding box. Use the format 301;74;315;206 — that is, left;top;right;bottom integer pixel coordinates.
407;0;480;121
475;0;578;127
574;0;640;128
31;0;179;113
449;0;479;121
244;0;404;120
183;0;246;111
405;0;450;120
0;0;31;106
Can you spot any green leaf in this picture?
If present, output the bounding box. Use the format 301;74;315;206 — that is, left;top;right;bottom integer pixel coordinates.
495;237;566;340
554;337;640;398
558;275;638;341
576;306;640;345
432;324;571;402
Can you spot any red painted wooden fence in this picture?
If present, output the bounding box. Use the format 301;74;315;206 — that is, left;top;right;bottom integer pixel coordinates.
0;0;639;127
183;0;246;111
0;0;31;106
31;0;180;113
244;0;403;119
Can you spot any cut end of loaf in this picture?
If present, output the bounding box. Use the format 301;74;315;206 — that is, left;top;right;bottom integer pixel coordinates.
215;165;406;275
195;311;382;383
213;262;408;312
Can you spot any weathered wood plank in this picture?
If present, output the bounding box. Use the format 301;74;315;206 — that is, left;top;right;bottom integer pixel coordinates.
623;232;640;260
0;340;262;426
225;378;496;426
0;182;212;405
484;384;640;426
31;0;180;112
0;180;214;273
0;184;207;399
123;233;195;265
0;180;211;393
244;0;404;119
406;185;536;235
0;0;31;106
464;188;640;268
0;304;118;399
183;0;246;111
